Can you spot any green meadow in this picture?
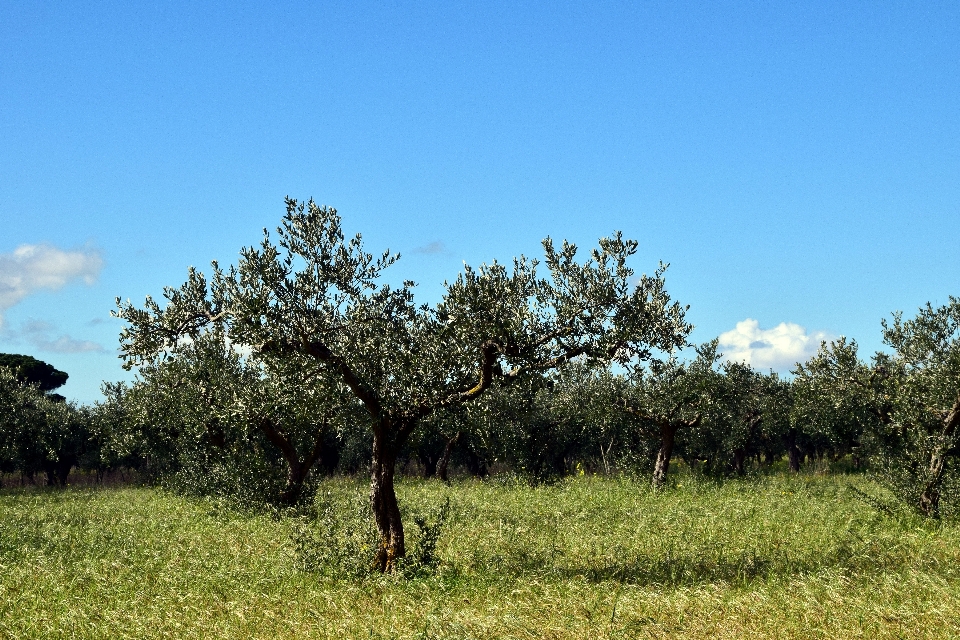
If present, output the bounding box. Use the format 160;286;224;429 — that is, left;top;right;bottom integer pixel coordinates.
2;471;959;639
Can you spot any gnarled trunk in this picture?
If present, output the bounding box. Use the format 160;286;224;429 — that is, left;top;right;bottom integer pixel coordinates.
437;431;461;483
44;457;73;487
919;395;960;518
371;429;404;572
733;414;761;476
652;421;677;490
785;432;801;472
258;416;327;506
280;459;311;505
732;448;747;476
418;450;440;478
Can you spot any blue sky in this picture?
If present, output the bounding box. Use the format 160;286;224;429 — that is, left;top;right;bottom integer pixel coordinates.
1;1;958;403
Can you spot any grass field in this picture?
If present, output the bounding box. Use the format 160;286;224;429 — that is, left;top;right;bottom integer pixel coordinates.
2;471;959;639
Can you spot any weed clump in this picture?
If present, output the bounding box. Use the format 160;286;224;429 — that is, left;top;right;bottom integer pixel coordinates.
292;488;379;579
292;487;451;579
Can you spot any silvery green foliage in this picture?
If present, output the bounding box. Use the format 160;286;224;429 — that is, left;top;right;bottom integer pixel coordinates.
792;301;960;517
106;330;359;506
294;488;451;580
534;364;630;477
690;362;792;475
114;198;692;566
115;198;692;426
876;298;960;517
293;488;380;579
458;369;586;481
618;342;720;470
0;367;45;475
792;337;887;463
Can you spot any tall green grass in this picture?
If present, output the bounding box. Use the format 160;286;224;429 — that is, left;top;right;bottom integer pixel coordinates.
2;472;959;638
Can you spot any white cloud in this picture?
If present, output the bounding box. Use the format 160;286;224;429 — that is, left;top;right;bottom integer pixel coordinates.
0;243;103;325
718;318;831;371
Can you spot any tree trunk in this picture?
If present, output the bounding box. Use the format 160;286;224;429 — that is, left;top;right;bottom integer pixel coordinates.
371;429;404;572
436;431;461;484
258;416;326;506
418;450;440;478
919;395;960;518
785;432;801;472
733;414;761;476
732;448;747;476
652;421;677;490
788;446;801;472
56;458;72;486
280;459;309;505
464;448;488;478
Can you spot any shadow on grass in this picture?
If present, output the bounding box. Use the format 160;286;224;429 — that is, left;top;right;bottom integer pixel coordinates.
468;531;915;587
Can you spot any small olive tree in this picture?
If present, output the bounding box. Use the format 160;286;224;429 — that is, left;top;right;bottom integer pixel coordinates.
791;337;885;471
618;341;720;488
115;198;691;571
107;330;355;505
792;304;960;518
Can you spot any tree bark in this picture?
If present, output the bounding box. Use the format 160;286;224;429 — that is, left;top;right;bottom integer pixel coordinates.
919;395;960;518
652;421;677;490
437;431;461;483
732;448;747;476
43;457;73;487
258;416;326;506
785;432;801;472
371;427;405;572
733;413;762;476
418;450;440;478
56;458;72;486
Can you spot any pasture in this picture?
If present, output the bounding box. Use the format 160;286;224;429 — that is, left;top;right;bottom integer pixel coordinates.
2;471;959;639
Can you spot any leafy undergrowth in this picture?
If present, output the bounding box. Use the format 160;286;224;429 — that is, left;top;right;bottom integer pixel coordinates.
2;472;960;638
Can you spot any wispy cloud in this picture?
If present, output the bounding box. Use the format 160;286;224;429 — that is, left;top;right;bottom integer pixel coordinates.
2;318;105;354
31;335;104;354
0;243;103;326
411;241;449;255
718;318;831;371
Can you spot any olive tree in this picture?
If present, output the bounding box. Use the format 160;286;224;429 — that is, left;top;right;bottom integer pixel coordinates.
108;330;354;505
115;198;691;570
619;341;720;488
791;337;885;471
0;367;44;478
697;363;792;475
881;299;960;517
0;367;90;485
791;306;960;518
461;364;612;481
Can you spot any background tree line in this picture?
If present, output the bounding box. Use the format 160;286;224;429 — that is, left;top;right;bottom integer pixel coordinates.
3;319;957;516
